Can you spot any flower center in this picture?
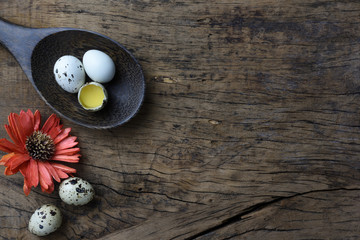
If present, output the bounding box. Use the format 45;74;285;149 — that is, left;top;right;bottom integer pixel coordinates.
25;131;55;161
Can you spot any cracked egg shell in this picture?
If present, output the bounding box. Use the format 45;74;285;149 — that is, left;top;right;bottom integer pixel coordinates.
28;204;62;236
59;177;95;206
78;82;108;112
53;55;86;93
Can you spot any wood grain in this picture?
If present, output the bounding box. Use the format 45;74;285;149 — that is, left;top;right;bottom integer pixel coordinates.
0;0;359;239
100;188;360;240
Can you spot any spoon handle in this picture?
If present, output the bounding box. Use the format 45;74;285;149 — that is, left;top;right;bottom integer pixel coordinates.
0;19;41;77
0;18;67;81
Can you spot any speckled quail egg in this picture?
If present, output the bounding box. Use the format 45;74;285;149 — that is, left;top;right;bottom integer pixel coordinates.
28;204;62;236
53;55;86;93
83;49;116;83
59;177;95;205
78;82;108;112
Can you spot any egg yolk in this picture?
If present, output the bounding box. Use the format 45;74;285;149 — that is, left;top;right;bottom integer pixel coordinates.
79;84;105;108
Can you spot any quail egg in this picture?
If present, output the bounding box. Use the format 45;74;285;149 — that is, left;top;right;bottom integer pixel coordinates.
28;204;62;236
83;49;116;83
78;82;108;111
53;55;86;93
59;177;95;205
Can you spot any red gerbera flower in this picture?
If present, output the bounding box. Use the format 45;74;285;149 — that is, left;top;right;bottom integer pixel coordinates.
0;110;80;196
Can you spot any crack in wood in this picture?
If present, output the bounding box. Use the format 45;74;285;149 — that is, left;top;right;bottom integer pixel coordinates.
185;187;360;239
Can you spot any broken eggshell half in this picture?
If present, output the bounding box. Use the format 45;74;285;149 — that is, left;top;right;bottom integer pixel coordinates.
77;82;108;112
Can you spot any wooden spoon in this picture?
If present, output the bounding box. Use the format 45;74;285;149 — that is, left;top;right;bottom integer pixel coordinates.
0;18;145;129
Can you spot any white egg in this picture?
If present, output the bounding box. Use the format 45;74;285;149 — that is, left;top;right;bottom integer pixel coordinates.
83;49;116;83
53;55;85;93
59;177;95;206
28;204;62;236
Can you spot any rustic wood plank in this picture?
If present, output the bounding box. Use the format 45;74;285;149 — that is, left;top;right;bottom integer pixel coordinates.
194;189;360;239
99;188;360;240
0;0;359;239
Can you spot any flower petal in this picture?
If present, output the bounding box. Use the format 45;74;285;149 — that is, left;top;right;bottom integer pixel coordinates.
43;182;54;194
4;166;17;175
55;136;78;151
51;154;80;163
4;124;21;147
51;163;76;174
55;147;80;156
7;160;28;176
33;110;41;131
8;113;26;146
54;128;71;144
43;161;60;182
0;138;22;153
27;159;39;188
19;161;28;177
39;177;48;190
8;154;30;170
41;114;59;134
26;109;34;126
23;178;31;196
51;162;78;179
0;153;15;165
54;169;68;179
38;162;53;191
47;124;63;140
19;110;33;138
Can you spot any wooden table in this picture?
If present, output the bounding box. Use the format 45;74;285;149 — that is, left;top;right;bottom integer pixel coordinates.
0;0;359;239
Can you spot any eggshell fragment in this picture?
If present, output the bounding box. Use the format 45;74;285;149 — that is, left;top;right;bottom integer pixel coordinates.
53;55;85;93
59;177;95;206
83;49;116;83
28;204;62;236
78;82;108;112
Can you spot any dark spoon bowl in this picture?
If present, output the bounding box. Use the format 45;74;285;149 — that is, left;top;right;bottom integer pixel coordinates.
0;19;145;129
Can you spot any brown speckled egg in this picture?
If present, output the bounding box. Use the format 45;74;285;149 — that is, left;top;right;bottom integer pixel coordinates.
28;204;62;236
53;55;85;93
59;177;95;205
